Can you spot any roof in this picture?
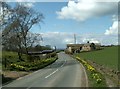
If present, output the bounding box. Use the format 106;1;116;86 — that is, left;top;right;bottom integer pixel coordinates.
28;51;42;55
67;44;84;47
28;50;54;55
41;50;54;53
83;43;92;46
95;43;101;45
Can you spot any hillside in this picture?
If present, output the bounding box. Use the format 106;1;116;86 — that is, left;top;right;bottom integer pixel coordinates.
75;46;118;70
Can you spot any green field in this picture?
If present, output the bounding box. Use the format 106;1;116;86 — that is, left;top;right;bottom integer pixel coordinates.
75;46;118;70
1;51;58;71
1;51;27;63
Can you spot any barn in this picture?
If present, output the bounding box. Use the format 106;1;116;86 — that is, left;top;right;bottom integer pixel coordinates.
66;42;101;53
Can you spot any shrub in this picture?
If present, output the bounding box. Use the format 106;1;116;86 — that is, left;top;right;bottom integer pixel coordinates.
27;55;40;62
50;52;57;57
10;56;58;71
46;52;57;58
64;49;72;54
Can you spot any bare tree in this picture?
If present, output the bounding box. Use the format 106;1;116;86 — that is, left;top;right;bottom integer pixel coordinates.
2;3;44;61
26;32;43;48
0;2;12;31
14;4;44;54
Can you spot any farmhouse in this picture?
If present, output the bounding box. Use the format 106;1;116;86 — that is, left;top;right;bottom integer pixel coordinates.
67;44;84;53
66;42;101;53
82;43;96;51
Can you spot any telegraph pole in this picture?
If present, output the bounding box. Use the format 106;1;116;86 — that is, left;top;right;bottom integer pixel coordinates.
74;34;76;44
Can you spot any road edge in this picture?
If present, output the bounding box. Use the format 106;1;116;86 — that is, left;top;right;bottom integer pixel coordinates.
69;54;89;87
79;61;89;87
68;54;89;87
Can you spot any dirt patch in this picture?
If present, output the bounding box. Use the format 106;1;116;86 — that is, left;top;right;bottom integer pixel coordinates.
2;71;31;84
3;71;30;78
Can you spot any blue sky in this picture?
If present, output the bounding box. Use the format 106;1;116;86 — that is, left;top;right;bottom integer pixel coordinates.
8;1;119;48
32;2;113;34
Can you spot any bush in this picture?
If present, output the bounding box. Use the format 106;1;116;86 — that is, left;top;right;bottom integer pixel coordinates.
10;63;28;71
27;55;40;62
46;52;57;58
50;52;57;57
64;49;72;54
10;56;58;71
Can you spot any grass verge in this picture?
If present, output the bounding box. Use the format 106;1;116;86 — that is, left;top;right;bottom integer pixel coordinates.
75;46;118;70
75;56;107;87
2;51;58;84
2;57;58;84
74;46;119;87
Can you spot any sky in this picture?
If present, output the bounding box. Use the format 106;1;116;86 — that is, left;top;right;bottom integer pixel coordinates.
7;0;119;49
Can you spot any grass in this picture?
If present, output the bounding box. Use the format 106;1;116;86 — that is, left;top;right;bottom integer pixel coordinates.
0;51;2;70
1;51;27;62
2;51;58;71
9;57;58;71
87;70;107;87
75;46;118;71
75;56;107;87
1;51;27;70
1;51;58;84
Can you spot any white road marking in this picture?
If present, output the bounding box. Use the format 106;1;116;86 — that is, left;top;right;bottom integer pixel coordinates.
16;77;22;80
34;71;39;73
45;69;58;78
61;60;66;67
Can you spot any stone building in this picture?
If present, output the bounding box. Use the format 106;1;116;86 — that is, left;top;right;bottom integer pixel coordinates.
81;43;96;51
66;42;101;53
66;44;84;53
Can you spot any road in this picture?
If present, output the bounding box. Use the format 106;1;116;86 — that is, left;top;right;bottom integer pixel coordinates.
3;52;88;88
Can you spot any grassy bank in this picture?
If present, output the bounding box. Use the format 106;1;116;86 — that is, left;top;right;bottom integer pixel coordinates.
2;51;58;71
9;57;57;71
75;46;118;70
74;46;119;87
75;56;107;87
2;51;27;62
2;51;58;84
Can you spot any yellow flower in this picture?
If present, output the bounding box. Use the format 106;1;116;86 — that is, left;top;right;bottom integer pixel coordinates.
10;64;13;66
96;78;102;83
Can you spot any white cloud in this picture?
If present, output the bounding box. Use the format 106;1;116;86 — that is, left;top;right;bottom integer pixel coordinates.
82;38;100;43
21;2;34;8
25;3;34;8
104;15;119;35
64;38;74;44
104;21;118;35
40;32;76;48
3;0;120;2
15;0;36;2
15;1;35;8
15;0;24;2
37;32;118;49
56;0;117;21
112;15;118;21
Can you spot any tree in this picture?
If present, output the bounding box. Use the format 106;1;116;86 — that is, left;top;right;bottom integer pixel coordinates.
26;32;43;48
11;3;44;54
0;2;13;32
2;3;44;61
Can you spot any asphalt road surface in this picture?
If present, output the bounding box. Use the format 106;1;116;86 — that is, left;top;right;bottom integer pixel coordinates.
3;52;88;88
